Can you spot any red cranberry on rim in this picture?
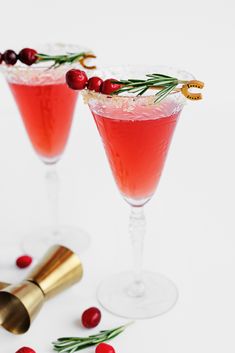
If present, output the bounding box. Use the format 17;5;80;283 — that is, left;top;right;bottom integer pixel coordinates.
96;343;116;353
66;69;88;90
18;48;38;66
3;49;18;65
101;78;121;95
87;77;103;92
81;307;101;328
15;347;36;353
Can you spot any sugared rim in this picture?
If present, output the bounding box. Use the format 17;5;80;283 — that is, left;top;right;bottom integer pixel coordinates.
1;63;75;85
0;61;78;72
83;86;182;103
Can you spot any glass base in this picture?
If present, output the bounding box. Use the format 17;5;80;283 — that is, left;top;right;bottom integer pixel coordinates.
97;271;178;319
22;225;90;258
40;154;62;165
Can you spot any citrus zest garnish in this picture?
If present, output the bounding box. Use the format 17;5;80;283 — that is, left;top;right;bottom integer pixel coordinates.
79;54;97;70
181;80;204;100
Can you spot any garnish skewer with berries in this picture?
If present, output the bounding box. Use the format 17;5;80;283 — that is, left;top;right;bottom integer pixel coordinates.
66;69;204;103
0;48;96;69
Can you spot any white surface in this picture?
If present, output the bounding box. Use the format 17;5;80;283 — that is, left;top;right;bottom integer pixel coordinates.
0;0;234;352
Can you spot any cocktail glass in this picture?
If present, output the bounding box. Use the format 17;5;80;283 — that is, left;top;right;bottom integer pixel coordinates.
1;44;91;256
85;66;194;319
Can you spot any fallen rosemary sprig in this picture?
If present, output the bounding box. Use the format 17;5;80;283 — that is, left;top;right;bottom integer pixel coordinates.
52;322;132;353
112;73;188;103
36;52;96;69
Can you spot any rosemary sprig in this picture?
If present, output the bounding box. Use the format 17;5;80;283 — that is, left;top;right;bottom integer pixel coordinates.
52;322;132;353
112;73;187;103
36;52;96;69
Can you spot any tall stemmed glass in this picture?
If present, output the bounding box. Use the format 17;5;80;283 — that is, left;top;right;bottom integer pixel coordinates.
2;44;91;256
85;66;194;319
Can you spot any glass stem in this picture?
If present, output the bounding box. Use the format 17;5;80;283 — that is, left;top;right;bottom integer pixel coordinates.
45;164;59;237
128;205;146;297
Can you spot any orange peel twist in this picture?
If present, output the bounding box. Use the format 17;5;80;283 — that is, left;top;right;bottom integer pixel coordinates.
79;54;97;70
181;80;204;100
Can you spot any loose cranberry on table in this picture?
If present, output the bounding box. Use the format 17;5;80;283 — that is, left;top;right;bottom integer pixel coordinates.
101;79;121;95
81;306;101;328
18;48;38;66
96;342;116;353
15;347;36;353
16;255;33;269
3;49;18;65
87;76;103;92
0;52;3;64
66;69;88;90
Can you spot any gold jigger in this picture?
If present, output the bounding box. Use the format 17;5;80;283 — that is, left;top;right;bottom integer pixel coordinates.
0;281;44;334
0;282;10;290
26;244;83;299
0;245;83;334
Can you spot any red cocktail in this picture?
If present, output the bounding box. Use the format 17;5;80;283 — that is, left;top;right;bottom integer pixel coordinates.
85;66;195;319
2;44;91;256
10;81;78;162
93;109;179;203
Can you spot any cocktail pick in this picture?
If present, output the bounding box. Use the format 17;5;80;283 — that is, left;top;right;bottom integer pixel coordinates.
0;245;83;334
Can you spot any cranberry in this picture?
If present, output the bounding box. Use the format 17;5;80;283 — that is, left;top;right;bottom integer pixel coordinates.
3;49;18;65
87;77;103;92
0;53;3;64
16;255;33;269
101;79;121;95
66;69;88;90
96;343;116;353
15;347;36;353
81;307;101;328
18;48;38;66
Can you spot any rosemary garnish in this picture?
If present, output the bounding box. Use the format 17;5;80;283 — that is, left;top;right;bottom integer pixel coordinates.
52;322;132;353
36;52;96;69
112;73;187;103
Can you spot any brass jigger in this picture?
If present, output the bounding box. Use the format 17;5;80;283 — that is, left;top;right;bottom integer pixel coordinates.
0;245;83;334
0;282;10;290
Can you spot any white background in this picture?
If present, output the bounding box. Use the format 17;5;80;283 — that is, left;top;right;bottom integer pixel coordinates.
0;0;235;352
